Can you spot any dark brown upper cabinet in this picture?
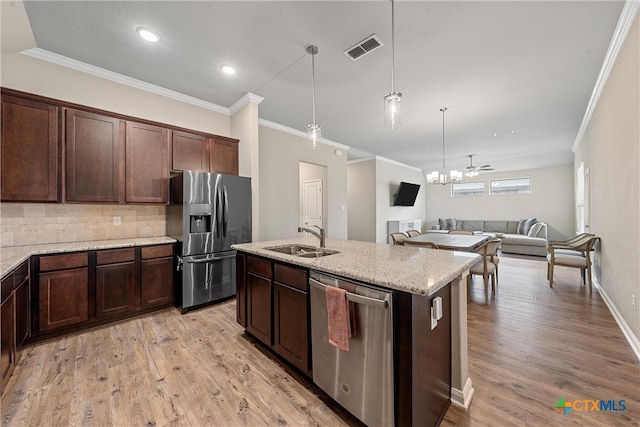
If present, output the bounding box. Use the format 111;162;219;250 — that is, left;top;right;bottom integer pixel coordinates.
210;137;239;176
172;131;209;172
1;94;60;202
125;121;170;203
65;109;125;202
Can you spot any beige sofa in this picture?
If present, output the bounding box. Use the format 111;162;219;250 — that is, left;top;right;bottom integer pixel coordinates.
437;218;548;256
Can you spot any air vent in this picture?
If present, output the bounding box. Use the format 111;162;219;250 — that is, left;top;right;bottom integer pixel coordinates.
344;35;383;61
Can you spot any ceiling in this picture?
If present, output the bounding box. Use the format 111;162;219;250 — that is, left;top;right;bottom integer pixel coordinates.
20;1;624;174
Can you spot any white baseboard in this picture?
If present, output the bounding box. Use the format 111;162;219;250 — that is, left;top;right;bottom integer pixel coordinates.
592;275;640;362
451;377;474;409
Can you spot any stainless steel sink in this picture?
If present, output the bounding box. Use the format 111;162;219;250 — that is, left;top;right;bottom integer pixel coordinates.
265;244;339;258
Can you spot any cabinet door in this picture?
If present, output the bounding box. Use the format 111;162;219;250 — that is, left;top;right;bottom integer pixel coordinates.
273;282;309;372
236;253;247;327
1;94;60;202
141;257;174;308
14;278;30;351
1;294;15;391
209;137;238;176
172;131;209;172
125;121;169;203
38;268;88;332
66;109;124;202
246;272;272;345
96;262;136;317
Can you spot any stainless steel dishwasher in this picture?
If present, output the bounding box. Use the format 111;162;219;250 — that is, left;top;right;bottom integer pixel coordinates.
309;271;394;427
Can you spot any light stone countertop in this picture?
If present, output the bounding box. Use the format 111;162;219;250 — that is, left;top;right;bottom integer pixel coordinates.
1;236;176;279
232;237;480;296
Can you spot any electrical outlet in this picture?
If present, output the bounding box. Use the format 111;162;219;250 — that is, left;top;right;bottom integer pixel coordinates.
113;216;121;225
633;295;637;312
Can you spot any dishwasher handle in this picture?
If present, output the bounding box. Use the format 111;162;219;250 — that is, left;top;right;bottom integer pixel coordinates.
185;253;236;264
310;278;389;309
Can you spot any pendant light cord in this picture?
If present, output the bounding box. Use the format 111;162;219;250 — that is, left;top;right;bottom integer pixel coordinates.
311;50;316;125
441;107;447;171
391;0;395;93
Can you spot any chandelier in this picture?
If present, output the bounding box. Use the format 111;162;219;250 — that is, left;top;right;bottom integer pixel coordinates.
426;107;463;185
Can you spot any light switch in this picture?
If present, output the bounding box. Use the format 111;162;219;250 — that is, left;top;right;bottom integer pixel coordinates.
433;296;443;320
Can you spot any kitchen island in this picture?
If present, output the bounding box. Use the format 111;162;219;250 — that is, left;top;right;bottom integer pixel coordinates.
233;237;479;426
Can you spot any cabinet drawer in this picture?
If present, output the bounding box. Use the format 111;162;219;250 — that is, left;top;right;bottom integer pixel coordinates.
1;274;13;303
274;263;308;292
13;262;28;287
96;248;135;265
141;245;173;260
39;252;88;272
247;256;272;278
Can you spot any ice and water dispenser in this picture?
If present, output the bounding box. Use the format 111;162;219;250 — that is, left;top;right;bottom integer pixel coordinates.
189;204;212;234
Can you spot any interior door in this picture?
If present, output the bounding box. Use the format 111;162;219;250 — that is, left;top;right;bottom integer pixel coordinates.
302;179;323;228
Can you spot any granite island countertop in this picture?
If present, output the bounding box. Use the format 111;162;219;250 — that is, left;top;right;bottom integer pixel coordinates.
232;237;480;296
1;236;176;279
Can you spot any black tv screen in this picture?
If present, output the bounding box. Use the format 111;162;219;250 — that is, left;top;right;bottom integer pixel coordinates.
393;182;421;206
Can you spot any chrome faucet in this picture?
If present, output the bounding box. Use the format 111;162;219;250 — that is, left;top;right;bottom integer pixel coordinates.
298;225;325;248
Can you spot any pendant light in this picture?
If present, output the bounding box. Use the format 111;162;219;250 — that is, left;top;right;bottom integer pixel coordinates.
383;0;402;129
306;45;321;150
427;107;463;185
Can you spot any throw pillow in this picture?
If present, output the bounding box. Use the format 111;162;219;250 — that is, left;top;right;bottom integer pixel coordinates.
439;218;456;230
527;222;544;238
517;218;537;235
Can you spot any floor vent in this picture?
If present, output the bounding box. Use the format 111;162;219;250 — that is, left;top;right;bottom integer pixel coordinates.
344;35;383;60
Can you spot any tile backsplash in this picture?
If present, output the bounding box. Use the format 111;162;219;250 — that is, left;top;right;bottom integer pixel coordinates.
0;203;166;248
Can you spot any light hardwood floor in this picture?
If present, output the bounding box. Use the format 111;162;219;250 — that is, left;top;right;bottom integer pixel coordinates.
2;255;638;426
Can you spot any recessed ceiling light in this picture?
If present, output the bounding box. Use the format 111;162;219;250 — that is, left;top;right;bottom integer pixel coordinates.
221;65;237;75
137;27;160;42
492;129;515;137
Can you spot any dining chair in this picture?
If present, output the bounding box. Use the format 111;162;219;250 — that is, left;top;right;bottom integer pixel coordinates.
549;232;594;247
406;230;422;237
390;232;409;245
547;235;600;291
448;229;474;235
404;240;439;249
467;238;501;302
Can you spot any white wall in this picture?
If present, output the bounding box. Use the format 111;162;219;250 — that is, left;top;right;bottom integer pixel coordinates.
258;125;348;242
574;11;640;343
1;54;231;136
424;166;574;241
347;159;376;242
347;157;426;244
375;158;426;243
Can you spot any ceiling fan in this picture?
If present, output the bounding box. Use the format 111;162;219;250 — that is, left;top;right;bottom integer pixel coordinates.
465;155;494;177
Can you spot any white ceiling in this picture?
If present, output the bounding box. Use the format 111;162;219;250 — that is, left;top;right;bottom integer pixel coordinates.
20;1;624;174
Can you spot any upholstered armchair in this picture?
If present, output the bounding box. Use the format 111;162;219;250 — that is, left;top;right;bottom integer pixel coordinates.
547;235;600;291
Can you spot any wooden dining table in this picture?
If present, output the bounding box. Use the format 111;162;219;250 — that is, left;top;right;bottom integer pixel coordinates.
406;232;490;252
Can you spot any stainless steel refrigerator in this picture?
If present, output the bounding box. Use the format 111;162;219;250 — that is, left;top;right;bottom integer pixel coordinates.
167;171;251;312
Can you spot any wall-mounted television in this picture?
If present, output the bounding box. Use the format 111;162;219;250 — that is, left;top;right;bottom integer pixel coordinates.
393;182;421;206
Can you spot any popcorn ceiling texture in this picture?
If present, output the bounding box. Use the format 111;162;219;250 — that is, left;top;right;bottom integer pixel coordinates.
0;203;166;248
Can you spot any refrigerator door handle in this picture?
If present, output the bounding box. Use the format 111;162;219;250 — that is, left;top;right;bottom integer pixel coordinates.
223;185;229;237
215;190;222;238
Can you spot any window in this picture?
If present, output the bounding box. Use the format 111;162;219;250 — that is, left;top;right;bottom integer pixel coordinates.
451;181;485;197
490;177;532;195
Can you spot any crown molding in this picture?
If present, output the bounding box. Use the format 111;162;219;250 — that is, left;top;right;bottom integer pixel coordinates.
21;48;231;115
347;156;424;173
572;1;640;152
258;118;350;151
229;92;264;115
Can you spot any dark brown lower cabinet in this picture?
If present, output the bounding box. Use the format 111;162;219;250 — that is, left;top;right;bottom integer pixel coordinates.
1;293;15;391
140;245;174;308
96;263;136;317
246;272;272;345
14;278;30;350
38;268;89;332
239;255;310;374
141;257;174;308
273;282;308;372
